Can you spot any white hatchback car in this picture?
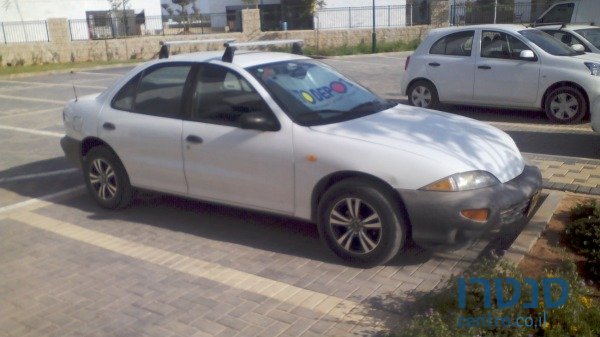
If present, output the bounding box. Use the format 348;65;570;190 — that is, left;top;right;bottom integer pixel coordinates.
401;24;600;125
537;24;600;54
61;44;541;266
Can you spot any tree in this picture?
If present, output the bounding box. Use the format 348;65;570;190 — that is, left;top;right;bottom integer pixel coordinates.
241;0;259;9
107;0;130;13
162;0;201;33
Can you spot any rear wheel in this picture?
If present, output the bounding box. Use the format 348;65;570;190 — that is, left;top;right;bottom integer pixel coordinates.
408;80;439;109
83;146;133;209
544;86;586;124
317;179;406;267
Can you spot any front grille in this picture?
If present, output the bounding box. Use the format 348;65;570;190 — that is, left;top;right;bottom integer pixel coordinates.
500;199;531;225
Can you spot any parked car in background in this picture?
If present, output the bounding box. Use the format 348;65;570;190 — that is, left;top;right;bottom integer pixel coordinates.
402;24;600;124
534;0;600;26
537;24;600;54
60;42;541;266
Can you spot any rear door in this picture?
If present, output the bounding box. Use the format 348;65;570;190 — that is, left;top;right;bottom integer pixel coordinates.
423;30;476;102
98;63;193;194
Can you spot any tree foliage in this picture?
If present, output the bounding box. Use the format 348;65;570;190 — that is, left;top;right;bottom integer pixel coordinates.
161;0;201;33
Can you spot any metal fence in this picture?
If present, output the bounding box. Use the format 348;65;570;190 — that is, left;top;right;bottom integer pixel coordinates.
69;13;230;41
450;1;551;26
0;20;49;44
261;4;430;32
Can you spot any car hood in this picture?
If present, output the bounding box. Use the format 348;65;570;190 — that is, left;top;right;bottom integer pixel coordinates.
572;52;600;62
310;104;525;183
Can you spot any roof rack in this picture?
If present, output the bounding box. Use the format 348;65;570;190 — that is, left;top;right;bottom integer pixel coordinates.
159;38;236;58
221;39;304;63
529;21;568;28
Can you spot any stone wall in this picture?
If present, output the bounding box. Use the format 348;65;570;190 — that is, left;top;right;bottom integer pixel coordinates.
0;9;437;67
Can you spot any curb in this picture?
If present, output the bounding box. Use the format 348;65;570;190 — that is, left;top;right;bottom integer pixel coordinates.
503;190;564;266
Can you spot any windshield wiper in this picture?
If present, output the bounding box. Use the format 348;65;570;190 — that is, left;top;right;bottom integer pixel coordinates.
350;100;393;113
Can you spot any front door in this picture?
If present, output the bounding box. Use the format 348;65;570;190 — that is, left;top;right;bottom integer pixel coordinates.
473;30;541;106
182;63;294;213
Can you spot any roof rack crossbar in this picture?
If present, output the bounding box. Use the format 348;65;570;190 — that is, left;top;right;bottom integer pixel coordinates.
160;38;236;58
530;21;568;28
221;39;304;63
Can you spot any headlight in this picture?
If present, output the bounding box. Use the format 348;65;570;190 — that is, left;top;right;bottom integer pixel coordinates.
420;171;500;192
585;62;600;76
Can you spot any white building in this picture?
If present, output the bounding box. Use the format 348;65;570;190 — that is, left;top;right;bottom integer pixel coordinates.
1;0;162;21
160;0;409;30
0;0;163;42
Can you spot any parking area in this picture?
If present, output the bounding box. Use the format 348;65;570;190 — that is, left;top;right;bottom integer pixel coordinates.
0;53;598;337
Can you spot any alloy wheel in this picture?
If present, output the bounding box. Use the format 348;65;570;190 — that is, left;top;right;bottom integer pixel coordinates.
328;198;382;254
89;158;118;201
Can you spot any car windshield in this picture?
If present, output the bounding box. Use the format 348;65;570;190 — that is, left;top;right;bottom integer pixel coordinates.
519;29;582;56
246;60;393;126
575;28;600;49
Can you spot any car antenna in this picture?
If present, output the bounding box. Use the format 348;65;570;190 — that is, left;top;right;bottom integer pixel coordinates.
70;70;78;102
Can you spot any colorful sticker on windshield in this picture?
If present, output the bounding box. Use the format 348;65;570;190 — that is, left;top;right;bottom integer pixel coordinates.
298;80;349;104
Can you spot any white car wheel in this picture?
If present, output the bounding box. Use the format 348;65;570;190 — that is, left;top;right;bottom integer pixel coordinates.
408;81;439;109
544;86;586;124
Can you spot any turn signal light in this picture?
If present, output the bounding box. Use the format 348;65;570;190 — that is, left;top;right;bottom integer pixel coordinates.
460;209;489;222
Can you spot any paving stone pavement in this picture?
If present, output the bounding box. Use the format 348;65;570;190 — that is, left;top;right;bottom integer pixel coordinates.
524;153;600;196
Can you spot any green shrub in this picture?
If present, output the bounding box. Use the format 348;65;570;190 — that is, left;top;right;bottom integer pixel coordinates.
388;259;600;337
565;201;600;280
568;200;599;221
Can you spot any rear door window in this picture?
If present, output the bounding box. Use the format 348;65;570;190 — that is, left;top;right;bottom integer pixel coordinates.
133;64;193;118
429;31;474;56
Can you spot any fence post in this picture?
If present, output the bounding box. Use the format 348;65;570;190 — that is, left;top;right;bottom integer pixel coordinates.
494;0;498;24
388;5;391;26
45;21;50;42
410;4;413;26
1;22;6;44
348;7;352;28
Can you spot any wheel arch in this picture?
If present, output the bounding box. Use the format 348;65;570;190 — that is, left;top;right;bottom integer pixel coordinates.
541;81;590;116
80;137;128;173
310;171;411;233
405;77;436;96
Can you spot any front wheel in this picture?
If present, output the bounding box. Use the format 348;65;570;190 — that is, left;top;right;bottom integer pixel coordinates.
317;179;406;267
544;86;587;124
408;80;439;109
83;146;133;209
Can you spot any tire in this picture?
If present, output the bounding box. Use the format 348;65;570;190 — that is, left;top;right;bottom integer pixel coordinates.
408;80;439;109
544;86;587;124
317;178;406;267
83;146;133;209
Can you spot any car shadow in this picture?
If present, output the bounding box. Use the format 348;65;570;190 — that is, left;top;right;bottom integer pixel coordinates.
1;156;434;267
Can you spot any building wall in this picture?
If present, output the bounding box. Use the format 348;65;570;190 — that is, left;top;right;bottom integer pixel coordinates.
1;0;162;21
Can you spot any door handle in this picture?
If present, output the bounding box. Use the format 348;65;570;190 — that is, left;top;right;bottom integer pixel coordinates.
102;122;116;130
185;135;203;144
478;65;492;70
428;62;441;67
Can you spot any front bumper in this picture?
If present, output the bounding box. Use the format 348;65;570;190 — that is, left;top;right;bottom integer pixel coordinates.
397;164;542;249
60;136;82;169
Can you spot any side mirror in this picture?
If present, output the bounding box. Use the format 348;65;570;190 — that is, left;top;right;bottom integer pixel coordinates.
519;50;536;60
571;44;585;52
239;111;280;132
